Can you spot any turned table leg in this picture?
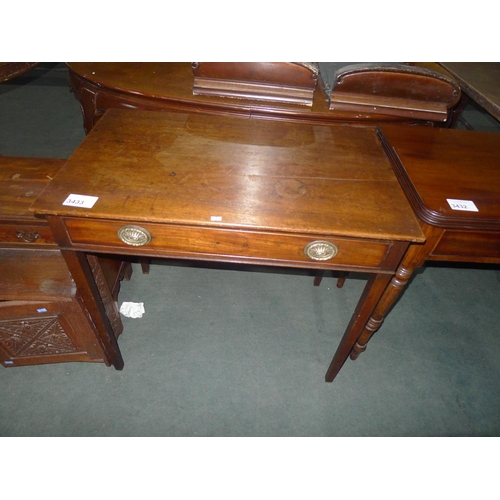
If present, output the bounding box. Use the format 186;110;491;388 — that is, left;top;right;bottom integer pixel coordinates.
349;264;415;360
347;224;441;361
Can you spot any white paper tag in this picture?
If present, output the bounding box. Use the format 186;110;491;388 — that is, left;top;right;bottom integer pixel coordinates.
119;302;145;319
63;193;99;209
446;199;479;212
210;216;223;221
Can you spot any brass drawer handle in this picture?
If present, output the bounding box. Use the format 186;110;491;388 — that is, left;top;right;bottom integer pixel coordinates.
304;240;338;261
15;229;41;243
117;225;152;246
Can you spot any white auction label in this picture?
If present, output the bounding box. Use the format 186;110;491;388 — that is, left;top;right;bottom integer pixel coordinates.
446;199;479;212
62;194;99;208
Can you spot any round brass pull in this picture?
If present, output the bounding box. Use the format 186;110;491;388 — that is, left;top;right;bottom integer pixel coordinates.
117;225;152;246
304;240;338;261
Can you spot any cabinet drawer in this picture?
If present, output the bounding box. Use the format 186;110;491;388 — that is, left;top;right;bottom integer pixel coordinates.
64;218;393;271
0;223;56;246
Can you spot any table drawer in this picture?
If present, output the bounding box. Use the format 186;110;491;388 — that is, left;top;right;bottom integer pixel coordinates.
64;218;393;270
0;223;56;246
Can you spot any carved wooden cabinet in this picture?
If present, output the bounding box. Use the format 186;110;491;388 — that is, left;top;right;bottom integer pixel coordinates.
0;157;130;367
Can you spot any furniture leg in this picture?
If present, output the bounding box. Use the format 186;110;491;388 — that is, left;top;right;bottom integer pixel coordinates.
348;224;441;360
313;270;348;288
349;263;415;360
336;272;348;288
325;273;393;382
62;249;124;369
47;216;124;369
68;70;98;134
140;258;150;274
122;261;133;281
313;270;324;286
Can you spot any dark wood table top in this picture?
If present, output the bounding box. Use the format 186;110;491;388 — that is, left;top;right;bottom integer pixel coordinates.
67;62;336;120
439;62;500;121
32;109;423;244
378;124;500;231
66;62;457;126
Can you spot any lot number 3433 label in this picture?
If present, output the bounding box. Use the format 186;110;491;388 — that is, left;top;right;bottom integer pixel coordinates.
62;194;99;209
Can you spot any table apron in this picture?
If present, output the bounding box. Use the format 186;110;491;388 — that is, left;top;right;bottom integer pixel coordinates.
61;217;403;273
429;229;500;263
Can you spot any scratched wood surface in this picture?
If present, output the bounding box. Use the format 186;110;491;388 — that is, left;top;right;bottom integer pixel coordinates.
32;109;424;243
0;157;64;218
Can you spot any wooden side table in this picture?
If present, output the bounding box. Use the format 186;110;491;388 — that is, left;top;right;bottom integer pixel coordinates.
350;124;500;359
31;109;424;381
0;157;131;367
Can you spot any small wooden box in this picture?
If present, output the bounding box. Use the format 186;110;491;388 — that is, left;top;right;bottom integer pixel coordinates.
0;157;130;367
192;62;319;106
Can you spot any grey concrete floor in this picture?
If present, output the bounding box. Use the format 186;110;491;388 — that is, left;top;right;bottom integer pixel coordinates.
0;64;499;440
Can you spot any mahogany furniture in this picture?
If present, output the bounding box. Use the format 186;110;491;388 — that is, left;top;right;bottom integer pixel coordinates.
66;62;460;135
439;62;500;122
319;63;460;122
0;156;131;367
68;62;459;279
31;109;424;381
192;62;319;106
349;124;500;359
